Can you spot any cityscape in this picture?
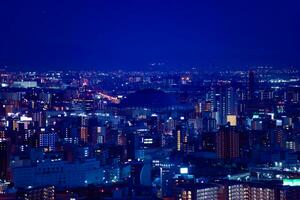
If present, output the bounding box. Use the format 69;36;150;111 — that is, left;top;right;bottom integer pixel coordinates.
1;66;300;199
1;1;300;200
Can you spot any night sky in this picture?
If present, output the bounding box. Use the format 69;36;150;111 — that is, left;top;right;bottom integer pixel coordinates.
0;0;300;70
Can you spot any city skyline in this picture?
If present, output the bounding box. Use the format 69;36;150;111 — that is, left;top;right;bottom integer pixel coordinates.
1;1;300;200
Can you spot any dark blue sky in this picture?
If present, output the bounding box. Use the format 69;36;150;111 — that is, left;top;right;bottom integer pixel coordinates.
0;0;299;70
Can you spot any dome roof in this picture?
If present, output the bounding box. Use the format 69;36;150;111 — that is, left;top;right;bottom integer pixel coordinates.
120;89;178;108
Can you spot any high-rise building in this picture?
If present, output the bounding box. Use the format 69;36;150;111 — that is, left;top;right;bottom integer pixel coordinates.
175;183;220;200
284;86;300;103
175;124;190;152
208;84;238;125
0;139;9;179
176;126;182;152
248;71;255;100
80;127;89;143
16;186;55;200
39;131;57;151
216;125;239;159
32;111;45;127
